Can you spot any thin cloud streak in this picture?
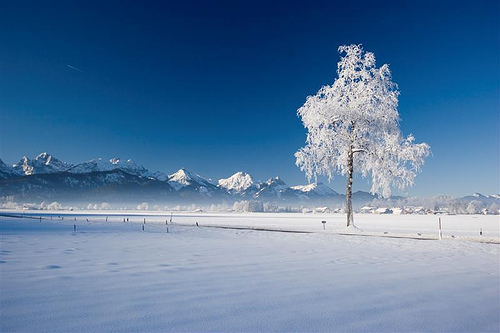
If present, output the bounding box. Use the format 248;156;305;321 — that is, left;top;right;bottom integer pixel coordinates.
67;65;85;73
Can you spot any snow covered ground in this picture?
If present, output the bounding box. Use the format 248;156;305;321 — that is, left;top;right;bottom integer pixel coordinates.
1;212;499;332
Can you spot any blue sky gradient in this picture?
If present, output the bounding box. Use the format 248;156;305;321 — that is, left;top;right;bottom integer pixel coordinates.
1;0;498;196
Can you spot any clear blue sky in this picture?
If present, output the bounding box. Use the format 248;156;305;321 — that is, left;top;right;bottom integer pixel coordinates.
1;0;499;197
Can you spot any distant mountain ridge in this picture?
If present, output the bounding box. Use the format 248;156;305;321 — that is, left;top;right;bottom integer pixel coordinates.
0;152;346;204
69;157;149;177
1;152;498;207
12;153;73;176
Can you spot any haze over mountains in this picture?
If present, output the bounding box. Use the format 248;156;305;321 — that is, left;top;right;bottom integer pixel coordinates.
0;153;498;210
0;152;347;205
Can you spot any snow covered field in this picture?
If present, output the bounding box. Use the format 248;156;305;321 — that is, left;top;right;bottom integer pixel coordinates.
1;212;499;332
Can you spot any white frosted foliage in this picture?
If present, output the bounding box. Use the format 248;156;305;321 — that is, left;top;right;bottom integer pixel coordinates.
295;44;430;198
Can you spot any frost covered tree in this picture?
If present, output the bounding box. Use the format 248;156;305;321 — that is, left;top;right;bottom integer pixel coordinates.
466;200;483;214
295;44;430;227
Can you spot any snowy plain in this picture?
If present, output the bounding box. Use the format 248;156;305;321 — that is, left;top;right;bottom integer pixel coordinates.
1;211;499;332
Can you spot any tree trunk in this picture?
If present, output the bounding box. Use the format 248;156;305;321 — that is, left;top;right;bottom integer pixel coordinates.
345;147;354;227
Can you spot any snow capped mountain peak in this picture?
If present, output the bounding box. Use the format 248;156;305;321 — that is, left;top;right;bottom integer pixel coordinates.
35;152;49;161
169;168;204;183
110;158;120;165
290;182;338;196
34;152;67;168
13;153;72;175
218;172;254;193
291;183;316;192
252;176;288;199
168;168;213;191
169;168;191;181
266;176;286;187
13;156;34;175
70;158;108;173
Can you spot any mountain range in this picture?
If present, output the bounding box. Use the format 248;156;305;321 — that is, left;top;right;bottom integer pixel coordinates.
1;153;498;207
0;152;355;205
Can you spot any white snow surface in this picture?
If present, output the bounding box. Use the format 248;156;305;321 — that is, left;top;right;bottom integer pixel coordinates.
1;212;499;332
218;172;254;193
